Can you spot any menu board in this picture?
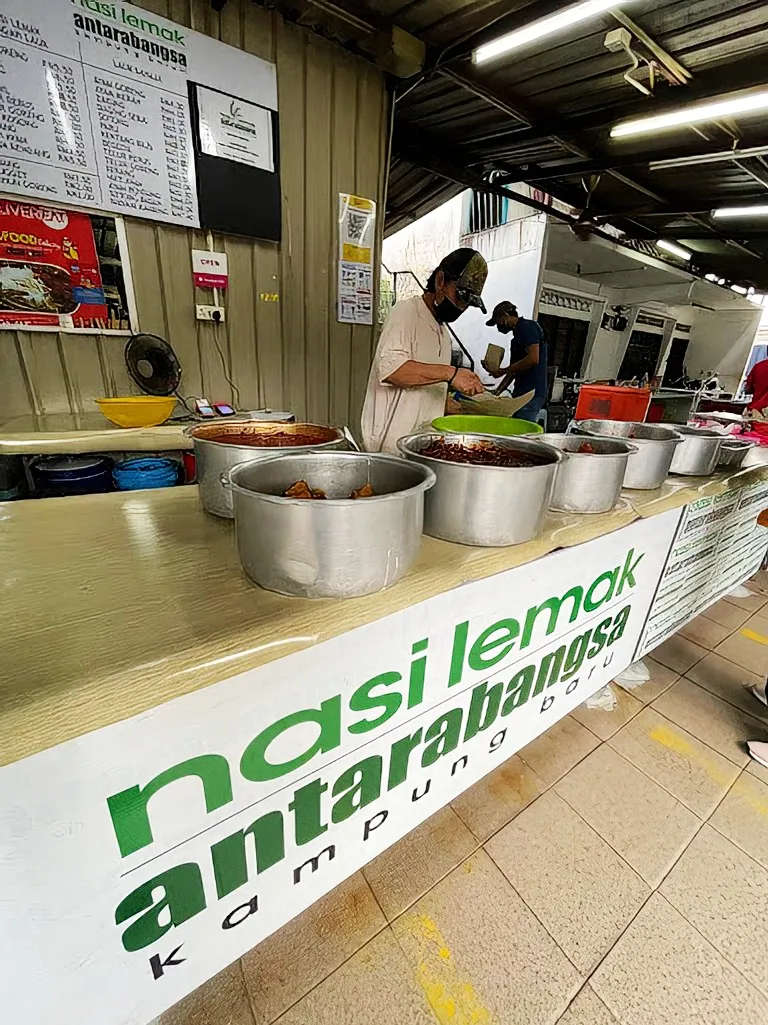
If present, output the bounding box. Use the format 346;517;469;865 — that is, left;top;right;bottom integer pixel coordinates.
0;0;277;228
635;478;768;657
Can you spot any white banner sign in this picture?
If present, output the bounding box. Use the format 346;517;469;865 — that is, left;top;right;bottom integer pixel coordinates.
0;0;277;227
0;510;681;1025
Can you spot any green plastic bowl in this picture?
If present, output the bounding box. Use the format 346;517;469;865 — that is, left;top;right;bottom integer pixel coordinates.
431;415;543;436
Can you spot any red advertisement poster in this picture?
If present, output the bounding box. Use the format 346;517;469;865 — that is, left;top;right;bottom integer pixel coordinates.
0;201;108;328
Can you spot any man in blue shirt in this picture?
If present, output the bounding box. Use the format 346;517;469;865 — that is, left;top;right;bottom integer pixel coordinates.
482;301;548;422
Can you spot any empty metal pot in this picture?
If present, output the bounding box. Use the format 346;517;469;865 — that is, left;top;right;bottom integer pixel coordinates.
397;432;562;546
226;451;435;598
538;434;637;513
571;420;683;490
717;438;753;469
669;425;724;476
187;420;345;518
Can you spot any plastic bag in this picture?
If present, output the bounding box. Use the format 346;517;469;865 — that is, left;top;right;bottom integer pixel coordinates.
615;659;650;690
586;684;617;711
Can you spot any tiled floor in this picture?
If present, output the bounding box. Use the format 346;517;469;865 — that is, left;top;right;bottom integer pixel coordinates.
155;580;768;1025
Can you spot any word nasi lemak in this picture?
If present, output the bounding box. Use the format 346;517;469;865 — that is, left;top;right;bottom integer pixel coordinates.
108;549;643;958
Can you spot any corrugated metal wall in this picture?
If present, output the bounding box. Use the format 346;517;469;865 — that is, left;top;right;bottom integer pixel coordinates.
0;0;389;430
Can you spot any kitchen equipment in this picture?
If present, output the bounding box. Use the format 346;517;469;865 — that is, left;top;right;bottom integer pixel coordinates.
575;385;651;423
397;432;562;546
124;332;182;395
571;420;683;490
113;457;179;490
669;425;724;476
32;455;113;496
538;434;637;514
96;395;176;428
226;451;435;598
431;414;543;436
717;438;753;469
188;420;346;518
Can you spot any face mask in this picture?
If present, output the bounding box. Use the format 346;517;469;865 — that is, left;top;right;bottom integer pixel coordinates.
434;296;465;323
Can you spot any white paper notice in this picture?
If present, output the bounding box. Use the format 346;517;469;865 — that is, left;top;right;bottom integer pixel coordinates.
197;86;273;171
338;193;376;325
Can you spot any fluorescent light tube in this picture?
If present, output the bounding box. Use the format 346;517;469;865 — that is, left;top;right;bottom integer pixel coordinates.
657;239;692;260
473;0;635;64
611;89;768;138
713;204;768;218
731;284;748;294
705;273;718;282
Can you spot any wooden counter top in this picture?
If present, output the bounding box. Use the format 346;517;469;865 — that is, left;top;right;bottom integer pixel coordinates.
0;412;192;454
3;468;763;767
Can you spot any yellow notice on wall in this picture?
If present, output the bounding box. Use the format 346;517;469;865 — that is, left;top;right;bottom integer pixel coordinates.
338;192;376;325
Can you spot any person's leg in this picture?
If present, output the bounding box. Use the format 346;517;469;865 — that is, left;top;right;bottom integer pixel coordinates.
514;395;545;422
749;677;768;708
747;741;768;768
747;677;768;767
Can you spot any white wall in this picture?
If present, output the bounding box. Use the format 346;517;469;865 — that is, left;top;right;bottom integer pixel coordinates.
685;306;763;392
453;247;546;385
382;194;464;297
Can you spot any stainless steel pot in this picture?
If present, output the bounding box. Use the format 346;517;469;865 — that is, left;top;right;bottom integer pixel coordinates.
717;437;753;469
669;425;724;476
538;434;637;514
226;451;436;598
187;420;346;518
571;420;683;490
397;432;562;546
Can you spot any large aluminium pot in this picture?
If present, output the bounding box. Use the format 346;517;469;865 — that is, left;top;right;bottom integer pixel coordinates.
538;434;637;514
571;420;683;490
717;437;753;469
187;420;345;518
397;432;562;546
668;425;724;476
226;451;435;598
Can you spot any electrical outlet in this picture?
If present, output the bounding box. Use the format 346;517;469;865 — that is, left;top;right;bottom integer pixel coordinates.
196;304;226;322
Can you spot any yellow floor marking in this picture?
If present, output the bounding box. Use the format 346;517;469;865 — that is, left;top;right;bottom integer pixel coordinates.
649;723;768;817
731;775;768;818
403;914;496;1025
648;723;736;788
740;627;768;645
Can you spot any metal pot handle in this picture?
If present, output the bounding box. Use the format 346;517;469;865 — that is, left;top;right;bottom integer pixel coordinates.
341;425;362;452
220;470;231;489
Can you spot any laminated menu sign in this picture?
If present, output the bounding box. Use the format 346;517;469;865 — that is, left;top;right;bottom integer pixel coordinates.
0;198;106;326
338;193;375;325
0;0;277;228
634;478;768;658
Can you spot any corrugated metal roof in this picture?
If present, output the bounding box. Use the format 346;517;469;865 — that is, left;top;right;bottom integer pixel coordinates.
260;0;768;286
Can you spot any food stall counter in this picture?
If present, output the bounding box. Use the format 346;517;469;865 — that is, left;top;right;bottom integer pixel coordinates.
0;411;192;455
3;468;768;1025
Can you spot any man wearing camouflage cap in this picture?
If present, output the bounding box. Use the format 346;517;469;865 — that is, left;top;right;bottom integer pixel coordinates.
362;248;487;454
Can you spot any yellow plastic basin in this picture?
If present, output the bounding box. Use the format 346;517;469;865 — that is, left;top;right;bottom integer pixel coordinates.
96;396;176;428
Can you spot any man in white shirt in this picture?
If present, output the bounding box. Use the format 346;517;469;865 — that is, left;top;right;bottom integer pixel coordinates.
362;248;487;453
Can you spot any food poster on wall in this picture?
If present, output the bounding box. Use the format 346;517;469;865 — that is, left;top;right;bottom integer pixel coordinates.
0;0;277;229
338;193;375;325
0;199;107;326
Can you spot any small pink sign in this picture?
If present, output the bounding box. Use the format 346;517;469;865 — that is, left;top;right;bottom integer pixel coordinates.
192;249;228;290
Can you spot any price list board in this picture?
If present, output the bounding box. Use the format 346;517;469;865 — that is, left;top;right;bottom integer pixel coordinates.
0;0;276;229
635;478;768;659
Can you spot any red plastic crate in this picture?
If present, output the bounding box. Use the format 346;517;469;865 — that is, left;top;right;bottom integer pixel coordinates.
575;385;651;422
